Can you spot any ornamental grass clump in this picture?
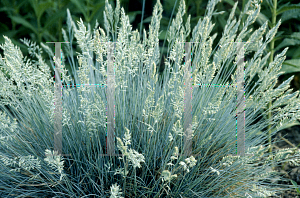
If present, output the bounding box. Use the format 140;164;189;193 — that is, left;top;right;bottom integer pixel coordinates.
1;0;300;197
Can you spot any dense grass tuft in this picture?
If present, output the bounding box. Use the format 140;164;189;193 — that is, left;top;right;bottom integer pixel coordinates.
1;0;300;197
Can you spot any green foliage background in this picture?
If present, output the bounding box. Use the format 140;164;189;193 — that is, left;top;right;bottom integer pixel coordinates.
0;0;299;80
0;0;300;173
1;0;300;196
1;0;300;149
1;0;300;79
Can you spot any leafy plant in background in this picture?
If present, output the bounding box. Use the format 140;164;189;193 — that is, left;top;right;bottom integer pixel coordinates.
1;0;300;197
154;0;300;165
220;0;300;163
189;0;300;166
223;0;300;166
1;0;300;88
0;0;119;82
1;0;300;129
291;179;300;196
255;0;300;161
0;0;110;44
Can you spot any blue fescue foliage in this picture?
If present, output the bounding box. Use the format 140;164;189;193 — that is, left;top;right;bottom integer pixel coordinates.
1;0;300;197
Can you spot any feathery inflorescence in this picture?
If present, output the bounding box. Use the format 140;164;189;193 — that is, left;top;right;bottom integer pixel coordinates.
0;0;300;197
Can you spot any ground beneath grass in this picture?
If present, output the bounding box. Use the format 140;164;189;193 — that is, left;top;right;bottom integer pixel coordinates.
270;125;300;198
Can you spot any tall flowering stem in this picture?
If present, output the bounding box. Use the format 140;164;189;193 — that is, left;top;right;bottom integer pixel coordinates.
268;0;277;167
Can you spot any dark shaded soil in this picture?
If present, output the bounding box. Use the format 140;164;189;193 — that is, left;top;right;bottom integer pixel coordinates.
269;125;300;198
